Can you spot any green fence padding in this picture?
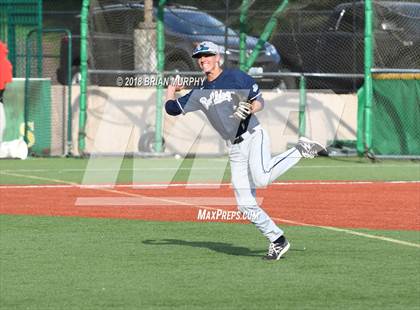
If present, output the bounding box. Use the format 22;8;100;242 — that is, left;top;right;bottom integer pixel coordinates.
356;85;365;155
26;78;51;155
3;81;25;141
3;78;51;155
371;79;420;155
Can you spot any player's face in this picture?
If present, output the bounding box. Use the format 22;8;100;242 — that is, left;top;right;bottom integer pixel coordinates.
197;54;220;74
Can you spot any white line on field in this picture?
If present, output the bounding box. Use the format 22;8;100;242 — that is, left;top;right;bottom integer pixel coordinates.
273;217;420;249
0;163;419;173
0;171;218;212
1;171;419;249
74;197;259;206
0;180;419;189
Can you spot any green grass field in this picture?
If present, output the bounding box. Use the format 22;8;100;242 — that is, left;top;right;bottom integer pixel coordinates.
1;216;419;310
1;157;419;184
1;157;419;309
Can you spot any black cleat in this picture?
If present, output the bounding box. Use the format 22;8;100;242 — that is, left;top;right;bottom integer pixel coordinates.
263;238;291;260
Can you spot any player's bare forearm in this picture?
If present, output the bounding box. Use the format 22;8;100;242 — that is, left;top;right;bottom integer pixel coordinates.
165;78;185;102
165;85;177;101
251;100;263;114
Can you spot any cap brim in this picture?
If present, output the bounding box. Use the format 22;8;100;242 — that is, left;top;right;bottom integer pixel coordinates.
192;52;217;58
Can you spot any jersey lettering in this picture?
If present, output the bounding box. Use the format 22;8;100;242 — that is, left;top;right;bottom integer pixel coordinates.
199;90;234;110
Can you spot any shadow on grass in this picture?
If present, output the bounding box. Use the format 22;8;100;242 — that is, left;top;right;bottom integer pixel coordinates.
143;239;265;257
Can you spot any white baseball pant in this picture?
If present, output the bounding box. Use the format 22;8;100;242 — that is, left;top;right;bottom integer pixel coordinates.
229;126;302;242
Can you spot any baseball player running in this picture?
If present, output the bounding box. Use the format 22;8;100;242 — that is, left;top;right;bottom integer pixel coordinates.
165;41;325;260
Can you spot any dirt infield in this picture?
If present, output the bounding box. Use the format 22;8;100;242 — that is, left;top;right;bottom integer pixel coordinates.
1;182;419;231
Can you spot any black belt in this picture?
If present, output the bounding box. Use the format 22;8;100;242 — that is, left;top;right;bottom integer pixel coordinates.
232;127;257;144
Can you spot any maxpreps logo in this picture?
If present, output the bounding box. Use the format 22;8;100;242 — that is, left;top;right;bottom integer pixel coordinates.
199;90;233;110
197;208;260;221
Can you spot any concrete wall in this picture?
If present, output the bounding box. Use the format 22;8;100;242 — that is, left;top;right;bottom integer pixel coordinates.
65;86;357;156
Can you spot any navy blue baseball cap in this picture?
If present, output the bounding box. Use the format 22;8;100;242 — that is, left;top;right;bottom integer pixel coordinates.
192;41;220;58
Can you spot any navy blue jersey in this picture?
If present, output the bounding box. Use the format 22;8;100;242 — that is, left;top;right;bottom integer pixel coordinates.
165;68;263;141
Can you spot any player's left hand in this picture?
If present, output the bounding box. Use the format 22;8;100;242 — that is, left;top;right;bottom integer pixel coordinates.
232;101;252;120
170;75;184;92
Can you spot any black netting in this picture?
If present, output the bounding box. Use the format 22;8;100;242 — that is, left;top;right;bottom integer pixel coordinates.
26;32;70;156
373;1;420;70
57;0;420;92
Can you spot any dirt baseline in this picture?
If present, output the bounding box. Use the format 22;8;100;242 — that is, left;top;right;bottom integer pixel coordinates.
1;182;419;231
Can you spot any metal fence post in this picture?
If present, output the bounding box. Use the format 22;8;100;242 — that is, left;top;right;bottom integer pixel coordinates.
244;0;288;71
24;33;32;144
66;31;73;155
363;0;374;153
239;0;250;71
298;74;306;137
79;0;90;154
36;0;42;77
154;0;167;153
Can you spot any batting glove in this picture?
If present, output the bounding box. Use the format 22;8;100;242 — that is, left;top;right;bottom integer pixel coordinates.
233;101;252;120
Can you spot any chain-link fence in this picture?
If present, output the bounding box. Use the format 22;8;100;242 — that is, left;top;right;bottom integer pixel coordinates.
0;1;76;156
2;0;419;156
0;0;42;77
25;30;71;156
84;1;310;88
3;0;418;90
373;1;420;70
368;1;420;157
81;0;419;92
